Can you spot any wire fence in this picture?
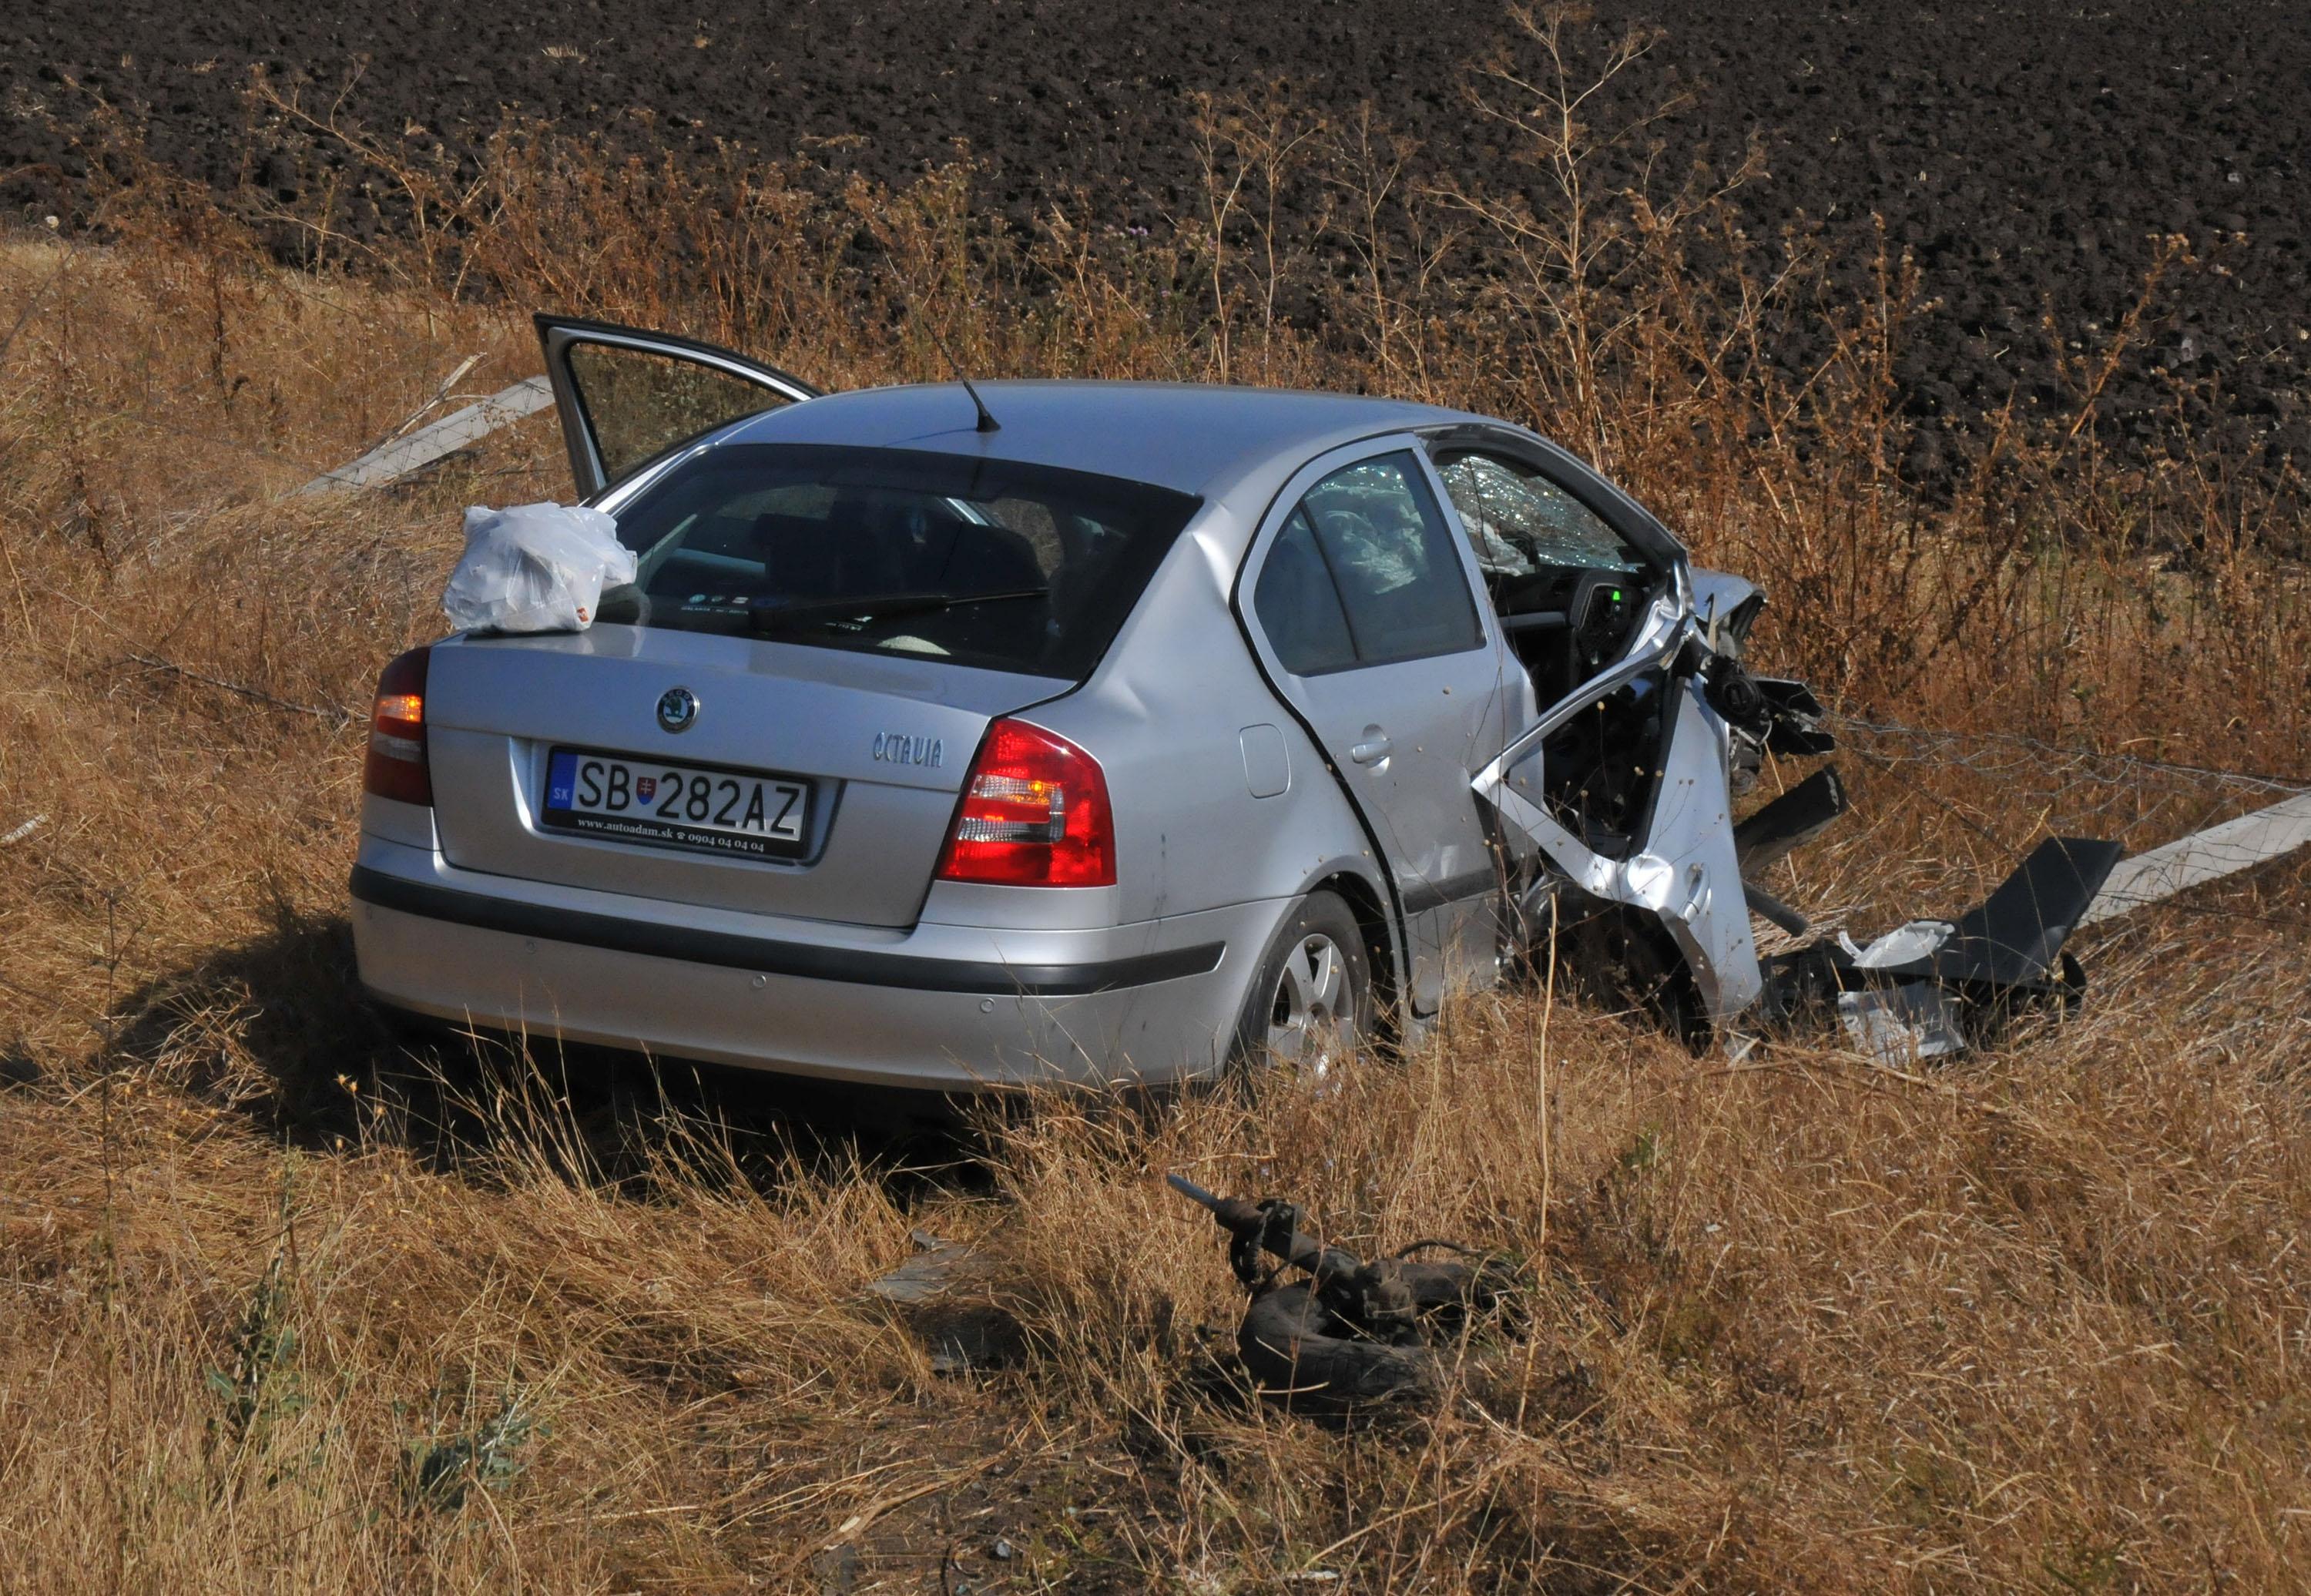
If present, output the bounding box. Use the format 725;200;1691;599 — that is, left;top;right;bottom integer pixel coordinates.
1772;714;2311;937
1831;716;2311;801
1830;716;2305;836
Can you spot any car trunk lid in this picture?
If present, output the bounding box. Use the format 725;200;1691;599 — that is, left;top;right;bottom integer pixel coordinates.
423;625;1063;928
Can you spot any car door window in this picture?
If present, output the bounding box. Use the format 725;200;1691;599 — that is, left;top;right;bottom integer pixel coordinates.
565;342;795;486
1252;507;1360;675
1437;453;1643;577
1290;452;1484;666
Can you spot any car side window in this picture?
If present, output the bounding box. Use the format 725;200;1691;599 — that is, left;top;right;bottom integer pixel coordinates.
564;342;790;486
1290;452;1484;666
1253;506;1360;676
1437;453;1643;576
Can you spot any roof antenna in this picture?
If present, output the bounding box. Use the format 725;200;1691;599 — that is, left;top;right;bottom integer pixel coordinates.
921;319;1001;433
876;228;1000;434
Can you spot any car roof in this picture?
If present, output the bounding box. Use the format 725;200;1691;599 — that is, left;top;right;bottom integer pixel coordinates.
720;380;1488;501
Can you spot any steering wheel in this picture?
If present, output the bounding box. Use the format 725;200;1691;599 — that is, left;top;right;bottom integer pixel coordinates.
1565;569;1638;670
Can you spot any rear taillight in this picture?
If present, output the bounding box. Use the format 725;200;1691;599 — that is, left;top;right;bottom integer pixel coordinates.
361;645;432;806
935;718;1115;887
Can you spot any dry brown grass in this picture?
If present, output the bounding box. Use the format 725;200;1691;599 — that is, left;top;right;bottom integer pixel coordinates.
4;15;2310;1588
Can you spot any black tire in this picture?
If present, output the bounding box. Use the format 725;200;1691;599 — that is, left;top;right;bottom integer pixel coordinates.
1228;890;1376;1080
1236;1282;1438;1413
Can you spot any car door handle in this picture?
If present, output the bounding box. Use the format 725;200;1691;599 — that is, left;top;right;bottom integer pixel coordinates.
1349;733;1393;765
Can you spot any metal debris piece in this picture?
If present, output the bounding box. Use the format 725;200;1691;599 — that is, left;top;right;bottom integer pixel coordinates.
0;813;46;847
864;1231;1021;1374
1744;879;1812;937
2081;790;2311;926
1836;980;1969;1065
1762;837;2122;1063
864;1230;987;1306
1746;677;1837;757
295;376;554;495
1167;1173;1524;1416
1732;768;1848;876
1918;837;2125;989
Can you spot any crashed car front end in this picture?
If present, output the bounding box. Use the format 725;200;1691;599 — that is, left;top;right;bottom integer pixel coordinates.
1474;562;1764;1022
1472;564;2121;1061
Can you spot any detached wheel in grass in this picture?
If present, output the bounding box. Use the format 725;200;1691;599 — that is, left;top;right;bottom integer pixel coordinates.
1230;890;1374;1084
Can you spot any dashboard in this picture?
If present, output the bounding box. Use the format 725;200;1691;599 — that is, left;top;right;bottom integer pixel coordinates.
1489;564;1652;700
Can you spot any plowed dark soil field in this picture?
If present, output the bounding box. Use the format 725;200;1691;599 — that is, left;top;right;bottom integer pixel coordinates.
6;0;2308;469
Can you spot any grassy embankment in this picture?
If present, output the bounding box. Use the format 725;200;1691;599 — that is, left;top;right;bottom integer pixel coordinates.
2;15;2307;1590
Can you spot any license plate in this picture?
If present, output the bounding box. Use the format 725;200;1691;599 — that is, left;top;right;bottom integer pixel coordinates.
542;748;811;860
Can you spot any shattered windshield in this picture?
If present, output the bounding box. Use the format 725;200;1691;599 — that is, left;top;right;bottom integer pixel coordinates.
1438;454;1645;577
597;444;1202;679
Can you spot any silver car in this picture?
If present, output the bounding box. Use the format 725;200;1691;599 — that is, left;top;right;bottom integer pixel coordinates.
357;315;2014;1090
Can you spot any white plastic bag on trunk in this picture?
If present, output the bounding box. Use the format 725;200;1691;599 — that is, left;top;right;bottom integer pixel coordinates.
442;503;639;634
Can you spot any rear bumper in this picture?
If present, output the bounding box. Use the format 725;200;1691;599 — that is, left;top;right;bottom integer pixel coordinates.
347;835;1262;1089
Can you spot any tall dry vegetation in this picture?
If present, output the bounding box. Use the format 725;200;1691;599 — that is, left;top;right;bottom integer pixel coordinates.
2;8;2308;1589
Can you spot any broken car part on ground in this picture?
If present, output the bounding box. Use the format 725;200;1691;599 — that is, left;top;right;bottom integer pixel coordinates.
1167;1173;1525;1414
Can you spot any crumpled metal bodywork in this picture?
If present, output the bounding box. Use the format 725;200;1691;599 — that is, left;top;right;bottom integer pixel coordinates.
1471;570;2120;1061
1477;669;1761;1021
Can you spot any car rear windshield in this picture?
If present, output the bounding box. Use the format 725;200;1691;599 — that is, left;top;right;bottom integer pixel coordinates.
598;444;1202;679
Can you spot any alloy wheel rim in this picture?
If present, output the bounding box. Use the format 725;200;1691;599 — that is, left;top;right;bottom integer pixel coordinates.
1266;931;1352;1080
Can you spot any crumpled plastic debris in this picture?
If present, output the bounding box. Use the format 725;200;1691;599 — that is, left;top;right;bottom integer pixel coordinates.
1836;981;1970;1065
442;502;637;634
1832;920;1967;1064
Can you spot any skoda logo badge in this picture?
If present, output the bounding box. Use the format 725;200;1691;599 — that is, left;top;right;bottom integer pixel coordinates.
656;686;699;733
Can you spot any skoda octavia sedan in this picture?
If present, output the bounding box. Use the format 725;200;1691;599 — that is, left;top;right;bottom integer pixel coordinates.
351;315;1783;1090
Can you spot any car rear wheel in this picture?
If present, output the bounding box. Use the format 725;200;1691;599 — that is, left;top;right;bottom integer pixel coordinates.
1231;890;1374;1084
